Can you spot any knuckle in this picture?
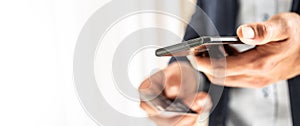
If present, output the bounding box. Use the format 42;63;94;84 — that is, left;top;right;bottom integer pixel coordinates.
165;73;181;86
138;79;149;91
256;23;268;40
138;79;150;91
139;102;146;110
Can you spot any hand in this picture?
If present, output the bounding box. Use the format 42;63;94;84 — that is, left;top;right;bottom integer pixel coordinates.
194;12;300;88
139;62;211;126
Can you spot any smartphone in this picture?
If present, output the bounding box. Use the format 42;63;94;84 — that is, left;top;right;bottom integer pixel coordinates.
155;36;243;57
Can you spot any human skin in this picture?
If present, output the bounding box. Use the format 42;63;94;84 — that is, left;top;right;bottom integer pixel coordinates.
139;12;300;125
195;12;300;88
139;62;211;126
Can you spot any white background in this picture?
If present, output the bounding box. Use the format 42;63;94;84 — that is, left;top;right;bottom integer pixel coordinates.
0;0;108;125
0;0;195;125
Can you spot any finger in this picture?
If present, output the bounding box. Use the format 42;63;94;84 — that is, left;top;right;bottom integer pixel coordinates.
194;48;267;76
163;62;183;99
191;45;240;75
139;70;165;96
192;56;212;74
182;92;211;114
226;75;274;88
205;73;243;87
190;45;208;57
164;62;199;99
237;15;289;45
140;101;159;115
205;73;273;88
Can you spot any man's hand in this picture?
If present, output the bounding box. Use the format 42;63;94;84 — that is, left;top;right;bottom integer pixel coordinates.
139;62;211;126
194;12;300;88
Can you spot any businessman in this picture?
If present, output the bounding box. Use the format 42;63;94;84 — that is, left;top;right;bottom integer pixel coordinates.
139;0;300;126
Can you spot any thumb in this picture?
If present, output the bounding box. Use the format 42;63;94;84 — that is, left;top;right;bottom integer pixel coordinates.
237;16;289;45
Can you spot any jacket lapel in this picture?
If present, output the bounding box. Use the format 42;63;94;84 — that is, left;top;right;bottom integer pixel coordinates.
288;76;300;126
289;1;300;126
291;0;300;13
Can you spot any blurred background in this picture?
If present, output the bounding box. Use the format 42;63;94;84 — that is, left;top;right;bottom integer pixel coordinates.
0;0;197;126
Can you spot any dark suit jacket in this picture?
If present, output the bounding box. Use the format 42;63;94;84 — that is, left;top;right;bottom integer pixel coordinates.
170;0;300;125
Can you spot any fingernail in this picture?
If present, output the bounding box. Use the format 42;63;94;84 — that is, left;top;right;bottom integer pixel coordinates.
242;26;255;39
166;86;179;98
197;97;208;107
169;86;178;93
